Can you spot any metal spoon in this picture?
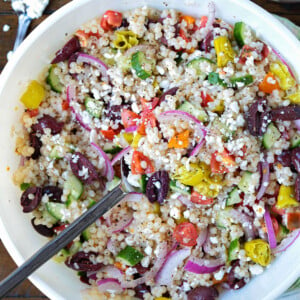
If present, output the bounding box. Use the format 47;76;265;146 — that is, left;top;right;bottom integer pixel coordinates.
11;0;50;51
0;186;126;298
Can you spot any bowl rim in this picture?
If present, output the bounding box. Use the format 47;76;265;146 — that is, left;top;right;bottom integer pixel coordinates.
0;0;300;299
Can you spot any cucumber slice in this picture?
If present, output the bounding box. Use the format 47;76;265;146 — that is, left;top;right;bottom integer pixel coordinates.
178;101;208;122
291;133;300;149
82;227;92;241
42;208;58;224
170;180;191;195
131;51;152;80
46;65;63;93
230;75;253;88
64;175;84;202
226;187;242;206
116;246;144;266
53;248;69;263
228;238;240;262
106;176;121;191
212;117;234;142
234;22;251;47
20;182;30;191
208;72;227;87
216;208;233;229
69;241;82;255
87;198;97;209
104;146;123;154
140;174;148;194
85;96;103;118
187;57;216;79
46;202;66;221
238;171;256;194
263;122;281;149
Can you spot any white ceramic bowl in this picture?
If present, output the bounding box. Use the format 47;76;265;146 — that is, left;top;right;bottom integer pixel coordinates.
1;0;300;299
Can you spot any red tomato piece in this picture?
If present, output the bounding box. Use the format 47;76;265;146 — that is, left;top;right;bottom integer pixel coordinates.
28;108;39;118
75;30;101;47
200;91;214;107
271;205;286;216
121;109;140;128
61;100;70;111
199;16;208;28
137;110;156;135
53;224;67;234
211;149;235;174
173;222;198;247
190;191;214;205
287;212;300;231
239;45;255;64
131;150;155;175
100;10;123;31
140;97;160;111
101;127;122;141
179;28;191;43
271;217;279;236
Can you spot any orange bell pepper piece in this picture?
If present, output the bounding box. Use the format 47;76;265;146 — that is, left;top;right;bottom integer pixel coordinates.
168;130;190;149
259;72;280;94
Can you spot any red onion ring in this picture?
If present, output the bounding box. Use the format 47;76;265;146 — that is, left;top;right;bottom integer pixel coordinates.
202;2;216;38
257;161;270;200
177;194;194;208
107;210;134;234
77;53;109;82
273;229;300;254
264;208;277;249
111;146;131;166
96;278;123;293
91;142;114;181
125;125;138;133
184;257;224;274
101;265;123;281
197;227;208;247
122;192;144;203
155;248;191;286
189;139;206;157
272;48;296;80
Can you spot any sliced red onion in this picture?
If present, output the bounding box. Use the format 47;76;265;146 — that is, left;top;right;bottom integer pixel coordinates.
264;208;277;249
111;146;131;166
184;257;224;274
272;48;295;79
125;44;154;57
125;125;138;133
107;239;118;256
107;210;133;234
257;161;270;200
159;87;179;104
155;248;191;286
157;110;207;139
122;192;144;203
77;52;109;82
86;271;98;280
91;142;114;181
273;229;300;254
202;2;216;38
177;194;194;208
295;120;300;132
97;278;123;293
66;85;92;132
189;139;206;157
101;265;123;281
197;227;208;247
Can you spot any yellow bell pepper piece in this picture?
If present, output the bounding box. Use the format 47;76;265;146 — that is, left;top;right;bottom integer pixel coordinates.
270;61;295;91
113;30;138;51
131;132;142;148
244;239;271;267
214;36;235;67
122;132;133;144
20;80;45;109
152;202;161;215
287;86;300;104
276;185;299;209
212;99;225;114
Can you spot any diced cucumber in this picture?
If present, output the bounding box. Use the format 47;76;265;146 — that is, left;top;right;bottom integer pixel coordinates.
42;208;58;224
230;75;253;88
228;238;240;262
85;96;103;118
276;224;289;243
208;72;227;87
46;65;64;93
20;182;30;191
46;202;66;221
87;198;97;209
140;174;148;194
216;208;233;229
212;117;234;142
53;248;69;263
106;176;121;191
82;227;92;241
116;246;144;266
69;241;82;255
178;101;208;122
64;175;84;202
131;51;153;80
263;122;281;149
170;180;191;195
291;133;300;149
187;57;216;79
234;22;252;47
238;171;256;194
226;187;242;206
104;146;123;154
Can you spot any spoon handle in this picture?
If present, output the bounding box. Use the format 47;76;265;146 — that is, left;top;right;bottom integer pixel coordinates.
0;186;125;298
13;14;32;51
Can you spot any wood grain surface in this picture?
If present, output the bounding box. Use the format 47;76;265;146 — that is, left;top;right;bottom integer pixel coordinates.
0;0;299;299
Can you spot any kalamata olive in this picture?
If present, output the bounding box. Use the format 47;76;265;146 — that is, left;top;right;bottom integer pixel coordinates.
51;36;81;64
29;132;42;160
276;150;292;167
292;147;300;173
42;186;63;203
120;18;129;28
32;114;64;135
65;251;103;271
135;263;149;275
68;52;79;66
31;218;54;237
70;152;99;184
295;175;300;202
159;87;179;104
187;286;219;300
199;31;214;53
79;272;91;285
227;260;246;290
146;170;170;203
271;105;300;122
134;284;151;299
20;187;42;213
121;157;130;177
104;105;123;122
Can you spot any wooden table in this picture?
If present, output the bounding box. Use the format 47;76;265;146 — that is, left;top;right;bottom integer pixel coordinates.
0;0;300;299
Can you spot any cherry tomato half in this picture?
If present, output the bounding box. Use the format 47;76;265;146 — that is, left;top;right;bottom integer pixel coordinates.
131;150;155;175
190;191;214;205
121;109;140;128
173;222;198;247
100;10;123;31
